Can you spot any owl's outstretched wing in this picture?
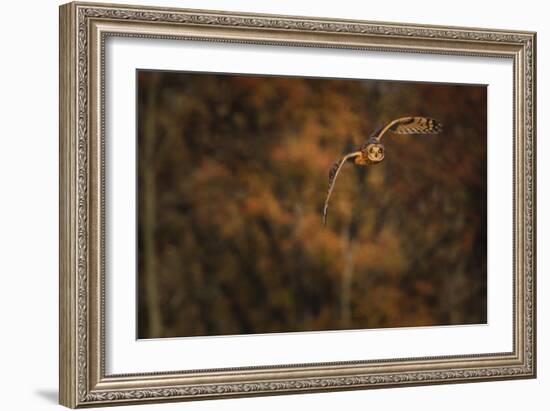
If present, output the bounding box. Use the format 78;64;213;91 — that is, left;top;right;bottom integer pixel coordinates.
374;116;443;141
323;151;362;225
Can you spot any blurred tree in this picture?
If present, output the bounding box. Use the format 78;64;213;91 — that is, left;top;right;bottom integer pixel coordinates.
136;71;487;338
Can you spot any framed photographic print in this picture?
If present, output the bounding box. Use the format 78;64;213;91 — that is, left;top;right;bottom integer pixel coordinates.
59;1;536;408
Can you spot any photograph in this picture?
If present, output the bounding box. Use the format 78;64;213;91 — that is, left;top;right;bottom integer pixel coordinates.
136;70;488;339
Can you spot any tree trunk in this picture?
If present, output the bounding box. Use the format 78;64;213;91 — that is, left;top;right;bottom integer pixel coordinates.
142;73;162;337
340;226;356;328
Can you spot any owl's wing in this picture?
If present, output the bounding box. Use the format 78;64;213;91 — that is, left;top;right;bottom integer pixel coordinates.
375;116;443;141
323;151;362;225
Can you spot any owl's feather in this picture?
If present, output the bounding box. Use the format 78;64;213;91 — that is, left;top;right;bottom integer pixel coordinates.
375;116;442;141
323;151;361;225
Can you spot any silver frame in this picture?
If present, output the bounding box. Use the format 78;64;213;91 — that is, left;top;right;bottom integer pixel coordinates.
59;2;536;407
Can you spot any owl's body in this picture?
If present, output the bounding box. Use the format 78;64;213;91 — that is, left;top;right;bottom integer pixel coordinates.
323;116;443;225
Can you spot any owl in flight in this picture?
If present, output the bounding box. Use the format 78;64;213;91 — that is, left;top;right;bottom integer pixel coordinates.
323;116;443;225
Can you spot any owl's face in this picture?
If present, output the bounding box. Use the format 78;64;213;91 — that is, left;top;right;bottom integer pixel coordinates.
365;143;385;163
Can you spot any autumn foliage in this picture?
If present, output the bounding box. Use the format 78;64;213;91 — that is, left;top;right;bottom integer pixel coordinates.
137;70;487;338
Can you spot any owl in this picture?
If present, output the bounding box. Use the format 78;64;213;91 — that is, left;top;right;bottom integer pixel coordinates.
323;116;443;225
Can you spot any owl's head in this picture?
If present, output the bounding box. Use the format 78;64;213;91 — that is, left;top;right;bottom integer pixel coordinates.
364;142;385;163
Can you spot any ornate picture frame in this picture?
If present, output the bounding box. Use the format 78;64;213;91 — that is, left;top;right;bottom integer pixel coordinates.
59;1;536;408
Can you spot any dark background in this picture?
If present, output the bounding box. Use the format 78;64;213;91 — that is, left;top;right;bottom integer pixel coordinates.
137;70;487;339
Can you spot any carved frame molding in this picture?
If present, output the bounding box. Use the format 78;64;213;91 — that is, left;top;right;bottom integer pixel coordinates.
59;2;536;407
